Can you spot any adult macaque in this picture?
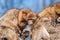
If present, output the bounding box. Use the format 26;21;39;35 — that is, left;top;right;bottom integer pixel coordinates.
38;3;60;40
38;2;60;26
0;8;34;40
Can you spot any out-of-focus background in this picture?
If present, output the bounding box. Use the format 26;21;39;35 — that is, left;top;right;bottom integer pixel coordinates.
0;0;60;17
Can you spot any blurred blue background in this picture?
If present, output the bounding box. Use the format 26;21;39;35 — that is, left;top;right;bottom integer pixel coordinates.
0;0;60;17
0;0;60;40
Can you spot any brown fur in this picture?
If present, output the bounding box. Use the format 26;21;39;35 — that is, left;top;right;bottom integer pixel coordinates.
31;17;50;40
0;8;32;32
26;12;50;40
38;3;60;26
38;3;60;40
0;8;33;40
26;3;60;40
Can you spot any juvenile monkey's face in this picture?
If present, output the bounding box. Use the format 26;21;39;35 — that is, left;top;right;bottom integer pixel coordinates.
26;12;37;25
28;20;33;25
19;9;37;25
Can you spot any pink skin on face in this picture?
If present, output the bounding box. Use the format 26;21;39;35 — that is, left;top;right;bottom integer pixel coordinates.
57;17;60;22
28;20;33;25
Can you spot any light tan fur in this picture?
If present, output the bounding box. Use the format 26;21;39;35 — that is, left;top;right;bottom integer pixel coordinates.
38;3;60;40
0;8;33;40
26;12;50;40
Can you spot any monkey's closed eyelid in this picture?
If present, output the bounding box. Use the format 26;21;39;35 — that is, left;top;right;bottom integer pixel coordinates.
43;20;49;22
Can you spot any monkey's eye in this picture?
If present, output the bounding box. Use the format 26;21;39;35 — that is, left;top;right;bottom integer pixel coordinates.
42;18;49;22
44;20;49;22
